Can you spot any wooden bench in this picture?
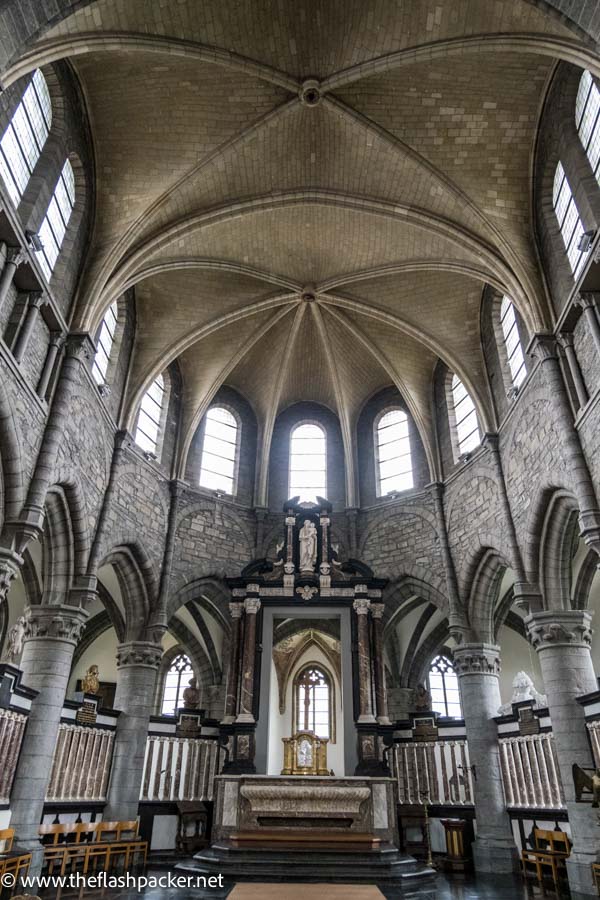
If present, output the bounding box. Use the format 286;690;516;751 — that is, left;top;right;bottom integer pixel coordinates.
593;861;600;895
39;820;147;875
521;828;571;887
0;827;32;882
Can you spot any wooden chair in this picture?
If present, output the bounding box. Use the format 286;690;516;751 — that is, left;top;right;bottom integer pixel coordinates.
0;828;32;882
592;861;600;895
521;828;571;887
39;820;147;876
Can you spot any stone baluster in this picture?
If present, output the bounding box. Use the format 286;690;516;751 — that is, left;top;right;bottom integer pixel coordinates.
8;604;88;872
559;332;589;410
223;601;244;723
0;246;26;311
577;293;600;356
36;332;64;400
353;593;375;723
526;609;599;898
12;292;46;364
370;602;390;724
103;640;163;821
453;643;517;872
236;591;261;724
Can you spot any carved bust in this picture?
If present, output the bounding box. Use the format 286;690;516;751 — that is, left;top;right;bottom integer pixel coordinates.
497;670;547;715
182;676;201;709
81;664;100;695
414;682;432;712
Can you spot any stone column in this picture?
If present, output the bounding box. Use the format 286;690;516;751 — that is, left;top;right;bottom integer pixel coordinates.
36;332;64;400
370;602;390;724
12;292;46;364
526;610;599;898
9;604;88;870
559;333;589;410
353;594;375;723
104;640;163;821
577;293;600;356
236;593;261;724
223;602;243;723
453;643;517;872
528;334;600;553
0;246;26;311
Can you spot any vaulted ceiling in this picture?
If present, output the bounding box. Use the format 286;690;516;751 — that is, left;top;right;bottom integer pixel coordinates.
4;0;599;490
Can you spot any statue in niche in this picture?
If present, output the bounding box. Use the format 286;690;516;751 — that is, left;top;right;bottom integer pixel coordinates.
81;664;100;695
298;738;313;768
497;670;547;715
299;519;318;572
183;676;201;709
3;616;26;664
414;683;431;712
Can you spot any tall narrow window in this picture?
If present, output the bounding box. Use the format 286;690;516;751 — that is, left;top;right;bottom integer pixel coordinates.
500;296;526;390
289;422;327;503
553;161;586;276
37;158;75;280
199;406;239;495
295;666;331;738
0;69;51;206
450;374;480;457
428;655;462;718
161;653;193;716
576;70;600;185
135;372;166;456
92;301;119;385
375;408;413;496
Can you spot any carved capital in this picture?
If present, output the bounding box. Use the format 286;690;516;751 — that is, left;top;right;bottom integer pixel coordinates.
558;331;575;349
482;432;500;453
28;291;46;310
0;551;22;603
576;292;599;311
116;640;163;669
453;642;501;677
526;332;558;363
526;610;593;651
229;601;244;620
244;598;261;615
370;602;385;620
5;246;27;268
23;604;89;645
65;332;95;362
353;598;371;616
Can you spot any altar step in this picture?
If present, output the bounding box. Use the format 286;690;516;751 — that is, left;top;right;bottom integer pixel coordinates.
229;830;382;851
178;841;437;896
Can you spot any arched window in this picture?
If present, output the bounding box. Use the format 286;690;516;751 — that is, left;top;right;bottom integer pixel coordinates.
37;158;75;281
428;655;462;718
576;69;600;185
289;422;327;503
92;301;119;385
449;374;480;457
0;69;51;206
161;653;193;715
375;408;413;496
199;406;240;495
135;372;166;456
499;296;526;390
553;161;586;276
294;666;331;738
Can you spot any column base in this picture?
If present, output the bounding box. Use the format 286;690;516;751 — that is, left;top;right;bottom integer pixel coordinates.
472;838;518;874
357;714;377;724
220;715;236;724
235;712;255;724
567;851;600;899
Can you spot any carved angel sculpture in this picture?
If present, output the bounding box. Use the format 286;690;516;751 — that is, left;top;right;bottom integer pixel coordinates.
573;763;600;807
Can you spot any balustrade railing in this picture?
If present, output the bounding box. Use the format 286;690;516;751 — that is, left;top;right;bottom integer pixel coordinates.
46;724;114;801
391;740;474;805
0;708;27;802
498;733;565;809
140;736;220;802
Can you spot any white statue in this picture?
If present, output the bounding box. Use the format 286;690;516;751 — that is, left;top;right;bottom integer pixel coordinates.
4;616;26;664
298;519;317;572
498;670;547;715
